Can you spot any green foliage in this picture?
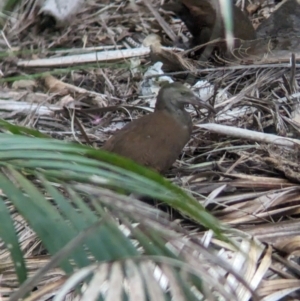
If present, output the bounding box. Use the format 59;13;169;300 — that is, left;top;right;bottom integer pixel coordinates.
0;122;230;300
0;0;21;27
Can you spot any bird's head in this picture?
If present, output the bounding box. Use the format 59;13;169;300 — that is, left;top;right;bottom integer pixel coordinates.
155;82;215;114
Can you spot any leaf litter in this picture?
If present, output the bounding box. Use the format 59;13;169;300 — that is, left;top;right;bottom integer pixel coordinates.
1;0;300;300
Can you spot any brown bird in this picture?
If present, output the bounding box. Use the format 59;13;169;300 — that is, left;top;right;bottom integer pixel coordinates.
102;83;214;173
162;0;256;58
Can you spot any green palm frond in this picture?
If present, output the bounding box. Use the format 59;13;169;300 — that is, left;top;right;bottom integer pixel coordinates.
0;130;250;301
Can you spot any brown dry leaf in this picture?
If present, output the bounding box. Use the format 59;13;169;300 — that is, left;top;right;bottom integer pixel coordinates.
43;75;70;95
257;279;300;298
0;90;51;103
242;220;300;244
264;156;300;183
276;236;300;255
58;95;75;108
143;34;162;47
12;79;37;90
246;3;261;15
150;42;196;73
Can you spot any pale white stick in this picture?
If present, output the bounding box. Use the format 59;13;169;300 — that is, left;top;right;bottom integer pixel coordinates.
17;46;183;68
197;123;299;148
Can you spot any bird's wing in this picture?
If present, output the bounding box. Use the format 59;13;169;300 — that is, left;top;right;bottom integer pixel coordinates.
102;111;191;172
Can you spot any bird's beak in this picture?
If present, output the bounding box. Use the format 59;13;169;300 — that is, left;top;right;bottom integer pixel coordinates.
182;95;216;114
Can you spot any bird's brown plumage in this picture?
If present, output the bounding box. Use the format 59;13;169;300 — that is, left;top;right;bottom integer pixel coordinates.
162;0;256;57
102;83;214;173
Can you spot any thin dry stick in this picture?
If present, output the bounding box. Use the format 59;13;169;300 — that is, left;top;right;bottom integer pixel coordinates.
141;0;177;42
